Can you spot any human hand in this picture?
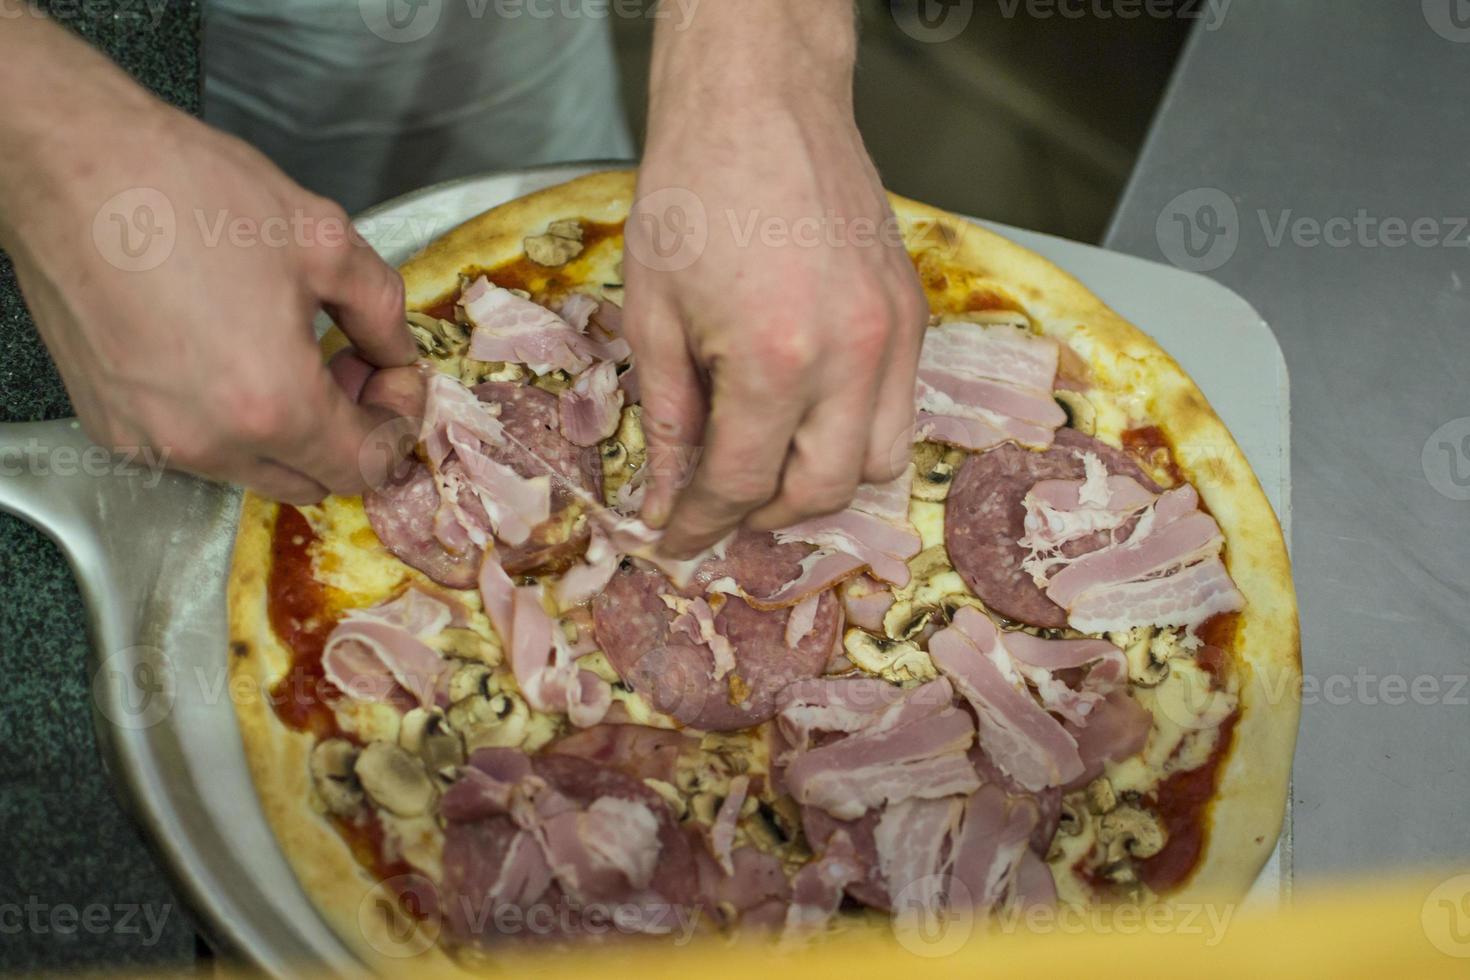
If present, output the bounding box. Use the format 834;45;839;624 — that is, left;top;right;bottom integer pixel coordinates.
624;3;927;558
0;20;420;504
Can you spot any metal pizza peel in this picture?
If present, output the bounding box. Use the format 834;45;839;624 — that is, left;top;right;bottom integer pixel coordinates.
0;162;1292;974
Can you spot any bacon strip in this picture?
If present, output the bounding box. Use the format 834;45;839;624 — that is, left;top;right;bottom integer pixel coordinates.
463;277;596;375
774;466;922;587
913;322;1065;451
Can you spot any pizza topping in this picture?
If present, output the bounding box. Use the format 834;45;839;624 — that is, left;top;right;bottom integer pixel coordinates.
309;738;364;817
363;461;483;589
944;783;1038;912
464;277;598;375
524;219;585;267
872;796;962;916
355;741;436;818
780;679;980;820
841;630;936;685
927;607;1088;792
1052;388;1097;435
1017;461;1247;638
944;429;1159;628
909;440;963;502
399;707;466;780
773;465;923;587
558;360;624;448
783;593;824;648
706;774;750;875
781;830;864;943
914;321;1066;452
841;574;895;632
664;594;738;681
322;588;454;710
406;311;469;358
447;688;533;753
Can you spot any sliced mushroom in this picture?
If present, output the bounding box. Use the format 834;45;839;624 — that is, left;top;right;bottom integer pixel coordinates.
524;220;585;267
843;629;937;684
1056;795;1088;837
688;791;722;825
882;599;932;641
1085;777;1118;815
1053;389;1097;435
399;707;465;778
531;369;573;396
910;441;964;502
1098;805;1167;860
447;690;531;751
309;738;364;817
430;628;503;666
406;311;468;358
602;406;646;504
448;662;493;704
354;741;436;818
1113;626;1171;688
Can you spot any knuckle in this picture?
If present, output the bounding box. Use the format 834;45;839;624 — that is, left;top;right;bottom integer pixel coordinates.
222;385;293;445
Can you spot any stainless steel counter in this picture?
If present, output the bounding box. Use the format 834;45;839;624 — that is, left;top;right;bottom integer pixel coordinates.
1104;0;1470;876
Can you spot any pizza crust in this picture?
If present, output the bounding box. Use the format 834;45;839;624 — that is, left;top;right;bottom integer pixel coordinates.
232;169;1300;968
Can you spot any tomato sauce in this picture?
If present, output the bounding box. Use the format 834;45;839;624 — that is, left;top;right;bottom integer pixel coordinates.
1137;709;1240;893
266;506;341;737
1122;425;1188;487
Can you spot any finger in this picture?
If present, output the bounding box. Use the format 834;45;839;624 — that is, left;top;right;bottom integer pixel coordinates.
864;305;924;483
659;374;808;558
328;347;375;402
303;209;415;368
192;454;327;507
624;300;706;529
746;388;871;532
360;361;430;419
265;357;404;497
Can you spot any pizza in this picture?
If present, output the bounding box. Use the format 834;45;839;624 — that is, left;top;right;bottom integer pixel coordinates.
227;170;1299;969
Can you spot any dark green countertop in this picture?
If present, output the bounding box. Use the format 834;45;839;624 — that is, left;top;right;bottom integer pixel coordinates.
0;3;202;974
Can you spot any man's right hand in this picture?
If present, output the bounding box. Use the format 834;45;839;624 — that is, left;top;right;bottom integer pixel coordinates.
0;17;420;504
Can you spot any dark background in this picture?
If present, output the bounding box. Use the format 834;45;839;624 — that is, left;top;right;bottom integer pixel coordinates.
0;1;1188;973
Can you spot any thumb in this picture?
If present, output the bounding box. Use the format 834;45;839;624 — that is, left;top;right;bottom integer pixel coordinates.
307;222;416;368
625;299;705;529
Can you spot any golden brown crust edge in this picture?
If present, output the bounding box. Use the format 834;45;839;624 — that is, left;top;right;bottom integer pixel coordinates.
235;169;1299;968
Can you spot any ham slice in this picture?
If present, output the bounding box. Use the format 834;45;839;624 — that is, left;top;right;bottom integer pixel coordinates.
420;374;552;550
559;360;624;447
463;277;596;375
707;774;750;875
774;466;922;587
322;588;453;709
913;322;1065;451
945;784;1038;912
479;556;611;728
781;831;864;943
873;797;963;918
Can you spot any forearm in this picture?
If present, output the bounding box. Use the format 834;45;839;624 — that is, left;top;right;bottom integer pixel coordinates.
647;0;858;134
0;11;164;246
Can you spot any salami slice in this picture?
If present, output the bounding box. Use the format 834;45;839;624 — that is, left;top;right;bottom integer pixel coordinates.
944;428;1158;628
363;461;481;589
473;381;604;575
592;531;841;732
